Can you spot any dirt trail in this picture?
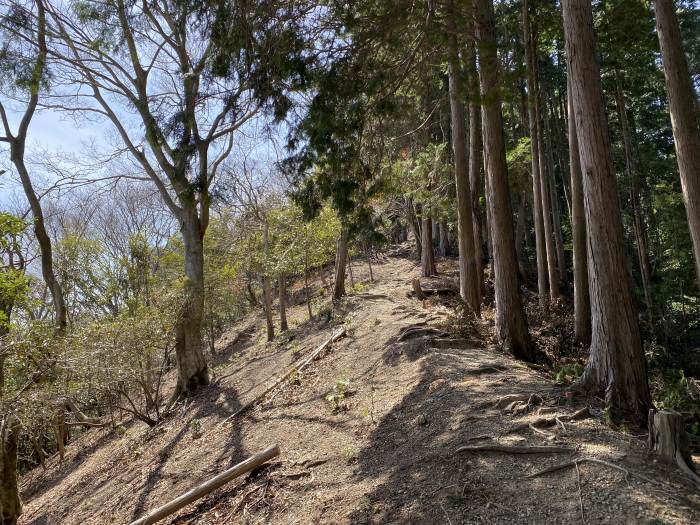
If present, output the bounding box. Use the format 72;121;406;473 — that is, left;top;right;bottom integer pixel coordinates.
19;250;700;524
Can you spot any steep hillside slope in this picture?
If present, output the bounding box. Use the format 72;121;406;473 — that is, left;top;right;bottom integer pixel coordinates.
19;250;700;524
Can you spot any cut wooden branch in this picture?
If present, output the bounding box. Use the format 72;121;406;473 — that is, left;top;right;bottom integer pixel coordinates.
129;445;280;525
648;408;700;487
222;328;347;424
454;444;574;454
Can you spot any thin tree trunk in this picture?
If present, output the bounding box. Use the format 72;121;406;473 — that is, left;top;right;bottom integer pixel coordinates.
334;227;349;299
475;0;538;362
406;197;422;258
438;223;449;258
421;215;437;277
467;34;486;304
614;72;654;325
348;256;355;287
567;75;591;345
2;1;66;332
173;208;210;396
279;274;288;332
514;195;527;265
563;0;651;422
523;0;549;306
447;8;480;314
263;220;274;342
366;246;374;281
304;251;313;319
543;102;567;285
654;0;700;287
538;89;561;301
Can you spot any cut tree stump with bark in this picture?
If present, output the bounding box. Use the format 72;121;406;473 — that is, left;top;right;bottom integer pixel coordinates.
129;445;280;525
648;408;700;487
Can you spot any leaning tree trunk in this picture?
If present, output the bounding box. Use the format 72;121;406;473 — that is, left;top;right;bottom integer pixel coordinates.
0;415;21;525
654;0;700;288
523;0;549;306
334;227;349;299
567;75;591;345
421;215;437;277
475;0;538;362
447;10;481;315
467;35;486;302
614;73;654;326
173;209;210;397
11;152;67;332
563;0;651;422
5;2;65;333
279;274;288;332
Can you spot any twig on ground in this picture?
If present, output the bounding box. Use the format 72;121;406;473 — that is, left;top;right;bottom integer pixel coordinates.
439;503;454;525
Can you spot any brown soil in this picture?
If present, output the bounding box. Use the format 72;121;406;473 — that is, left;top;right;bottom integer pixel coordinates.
18;248;700;524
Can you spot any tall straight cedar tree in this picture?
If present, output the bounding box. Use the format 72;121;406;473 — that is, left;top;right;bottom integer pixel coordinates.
474;0;539;362
446;1;480;314
562;0;651;422
654;0;700;288
522;0;549;306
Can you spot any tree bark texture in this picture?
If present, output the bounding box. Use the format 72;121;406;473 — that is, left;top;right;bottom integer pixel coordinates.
563;0;651;422
334;227;349;299
614;73;654;325
567;75;591;345
174;209;210;396
523;0;549;306
467;34;486;304
263;220;275;341
447;11;481;314
421;215;437;277
475;0;538;362
279;274;288;332
0;415;21;525
654;0;700;287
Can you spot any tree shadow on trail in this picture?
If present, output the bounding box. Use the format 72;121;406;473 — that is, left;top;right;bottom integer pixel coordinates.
129;381;246;522
345;336;560;525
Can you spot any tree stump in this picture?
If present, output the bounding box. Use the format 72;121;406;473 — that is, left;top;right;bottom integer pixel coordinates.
648;408;700;487
412;278;426;300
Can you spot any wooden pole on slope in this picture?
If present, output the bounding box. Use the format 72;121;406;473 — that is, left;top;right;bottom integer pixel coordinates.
129;444;280;525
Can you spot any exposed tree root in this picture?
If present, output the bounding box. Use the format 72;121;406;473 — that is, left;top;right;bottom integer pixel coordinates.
509;407;592;434
397;326;448;342
455;444;574;454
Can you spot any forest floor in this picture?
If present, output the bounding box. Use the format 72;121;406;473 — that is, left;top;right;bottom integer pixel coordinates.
18;245;700;525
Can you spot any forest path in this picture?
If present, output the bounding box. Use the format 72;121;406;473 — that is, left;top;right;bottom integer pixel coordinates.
19;248;699;524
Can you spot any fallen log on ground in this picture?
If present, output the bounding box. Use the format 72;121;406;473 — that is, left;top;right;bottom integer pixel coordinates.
222;327;347;424
129;444;280;525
